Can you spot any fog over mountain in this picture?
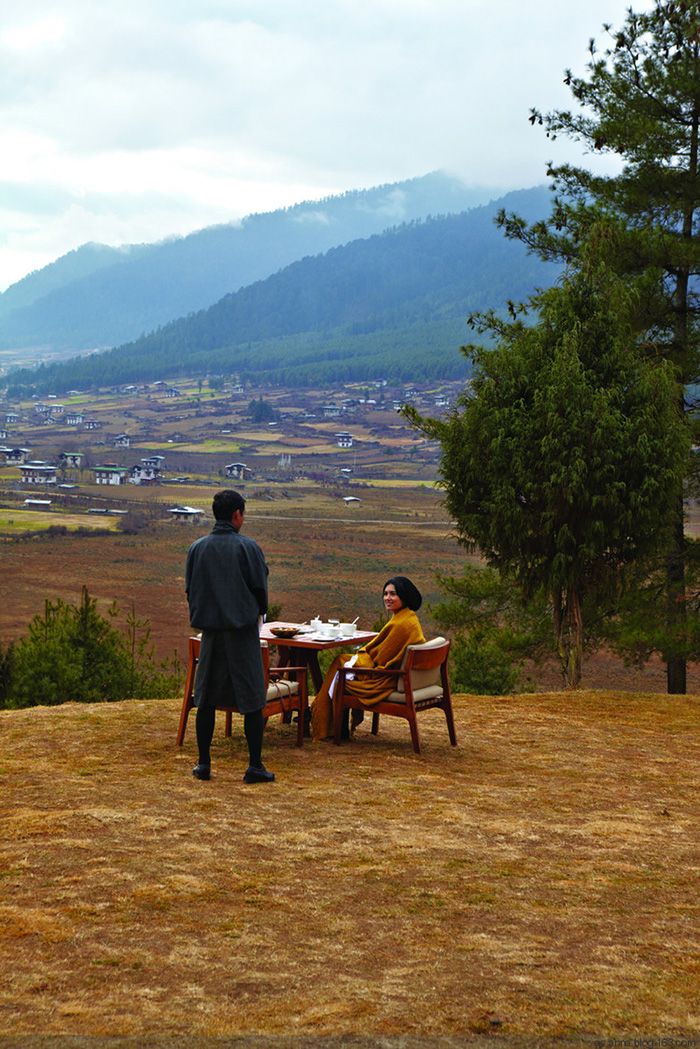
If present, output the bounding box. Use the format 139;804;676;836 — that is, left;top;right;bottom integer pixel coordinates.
5;182;559;392
0;173;506;354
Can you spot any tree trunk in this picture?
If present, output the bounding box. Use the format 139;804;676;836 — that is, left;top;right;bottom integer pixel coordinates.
664;87;698;695
666;495;687;694
553;587;583;688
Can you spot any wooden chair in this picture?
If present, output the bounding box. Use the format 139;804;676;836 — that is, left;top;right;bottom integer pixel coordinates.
333;637;456;755
177;636;308;747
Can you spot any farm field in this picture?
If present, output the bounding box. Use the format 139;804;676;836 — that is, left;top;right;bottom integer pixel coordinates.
3;376;700;693
0;689;698;1041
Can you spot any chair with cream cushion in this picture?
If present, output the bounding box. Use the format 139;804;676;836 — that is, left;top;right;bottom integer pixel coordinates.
177;636;308;747
333;637;456;755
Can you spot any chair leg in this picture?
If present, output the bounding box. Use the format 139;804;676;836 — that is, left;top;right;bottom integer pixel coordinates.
225;710;232;737
443;699;457;746
295;677;307;747
407;712;422;755
176;695;193;746
176;660;197;746
371;712;380;736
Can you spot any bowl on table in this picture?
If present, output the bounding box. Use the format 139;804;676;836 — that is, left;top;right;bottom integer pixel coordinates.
338;622;356;636
270;626;301;639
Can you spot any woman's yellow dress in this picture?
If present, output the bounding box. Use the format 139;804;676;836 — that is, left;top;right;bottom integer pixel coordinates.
311;606;425;740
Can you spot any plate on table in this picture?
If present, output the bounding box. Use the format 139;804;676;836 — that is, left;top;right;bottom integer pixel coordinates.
270;626;301;639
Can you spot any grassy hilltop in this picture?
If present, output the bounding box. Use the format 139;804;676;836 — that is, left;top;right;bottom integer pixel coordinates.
0;690;698;1041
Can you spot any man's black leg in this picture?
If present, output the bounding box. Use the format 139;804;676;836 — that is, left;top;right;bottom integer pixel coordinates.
193;705;215;779
243;708;264;767
243;709;275;783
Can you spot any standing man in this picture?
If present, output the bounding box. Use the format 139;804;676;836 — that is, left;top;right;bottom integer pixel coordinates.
185;489;274;784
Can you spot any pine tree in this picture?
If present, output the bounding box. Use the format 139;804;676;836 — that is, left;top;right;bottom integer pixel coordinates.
406;236;688;686
497;0;700;691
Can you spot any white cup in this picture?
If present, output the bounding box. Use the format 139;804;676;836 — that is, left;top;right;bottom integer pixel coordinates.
339;623;355;635
309;618;323;631
320;623;340;638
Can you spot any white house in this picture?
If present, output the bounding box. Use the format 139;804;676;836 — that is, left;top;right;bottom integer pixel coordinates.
59;452;83;468
93;465;128;485
226;462;252;481
20;462;57;485
335;432;354;449
65;412;84;426
129;463;162;485
115;434;130;448
168;505;203;522
4;447;32;464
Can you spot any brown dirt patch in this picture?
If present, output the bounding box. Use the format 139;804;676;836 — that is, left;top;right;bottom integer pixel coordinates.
3;491;700;694
1;691;699;1041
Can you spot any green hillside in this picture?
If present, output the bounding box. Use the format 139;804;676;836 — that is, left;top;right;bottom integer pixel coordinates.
6;187;558;393
0;172;502;352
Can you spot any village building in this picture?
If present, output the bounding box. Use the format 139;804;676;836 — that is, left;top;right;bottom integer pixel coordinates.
225;462;252;481
335;432;354;448
59;452;83;468
164;387;180;398
129;463;162;485
168;506;204;522
114;434;130;448
321;404;342;418
93;465;129;485
5;413;20;425
141;454;165;468
65;412;85;426
4;447;32;464
84;419;101;430
0;428;7;440
20;461;57;485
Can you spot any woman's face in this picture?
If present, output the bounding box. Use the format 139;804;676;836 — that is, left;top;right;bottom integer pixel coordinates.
383;583;404;614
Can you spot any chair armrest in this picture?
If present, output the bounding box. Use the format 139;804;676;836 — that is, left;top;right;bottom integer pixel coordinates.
337;665;401;680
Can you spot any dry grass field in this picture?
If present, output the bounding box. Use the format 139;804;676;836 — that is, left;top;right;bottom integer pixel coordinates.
0;688;698;1044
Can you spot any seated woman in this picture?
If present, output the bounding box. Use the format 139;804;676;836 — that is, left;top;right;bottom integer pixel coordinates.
311;575;425;741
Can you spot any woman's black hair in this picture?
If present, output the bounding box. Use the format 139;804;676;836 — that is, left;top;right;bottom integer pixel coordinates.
383;575;422;611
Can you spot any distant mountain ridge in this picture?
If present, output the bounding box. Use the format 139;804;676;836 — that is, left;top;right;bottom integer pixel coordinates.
7;186;559;393
0;172;505;353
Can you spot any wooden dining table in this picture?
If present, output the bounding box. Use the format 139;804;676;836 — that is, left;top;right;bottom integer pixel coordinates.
260;621;376;693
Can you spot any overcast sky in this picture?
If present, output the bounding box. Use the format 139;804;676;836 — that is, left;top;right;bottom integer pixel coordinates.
0;0;646;291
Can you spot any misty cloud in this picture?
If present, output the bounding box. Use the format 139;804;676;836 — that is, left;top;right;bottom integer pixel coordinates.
0;0;644;289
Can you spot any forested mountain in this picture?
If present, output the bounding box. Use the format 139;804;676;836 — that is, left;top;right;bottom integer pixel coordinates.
7;186;559;392
0;172;501;353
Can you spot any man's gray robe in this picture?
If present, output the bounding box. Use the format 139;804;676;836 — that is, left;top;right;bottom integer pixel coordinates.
186;520;269;713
